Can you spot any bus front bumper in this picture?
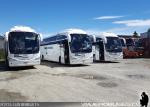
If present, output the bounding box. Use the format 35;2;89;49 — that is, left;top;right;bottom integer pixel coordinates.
70;57;93;65
8;59;40;67
105;52;123;62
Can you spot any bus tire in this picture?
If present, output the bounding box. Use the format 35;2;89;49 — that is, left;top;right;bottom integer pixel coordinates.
5;59;10;69
59;56;61;64
41;55;44;61
93;54;96;62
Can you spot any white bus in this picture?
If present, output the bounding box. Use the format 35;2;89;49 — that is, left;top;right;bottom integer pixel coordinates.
40;29;93;65
4;26;41;67
92;32;123;61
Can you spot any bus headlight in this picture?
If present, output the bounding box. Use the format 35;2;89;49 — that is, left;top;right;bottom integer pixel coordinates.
8;57;17;61
35;57;40;60
70;56;77;60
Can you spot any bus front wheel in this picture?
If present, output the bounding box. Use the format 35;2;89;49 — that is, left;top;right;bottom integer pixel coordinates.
5;59;10;69
41;55;44;61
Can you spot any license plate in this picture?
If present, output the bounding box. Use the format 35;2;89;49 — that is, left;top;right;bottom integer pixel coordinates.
110;53;117;55
75;53;81;56
24;62;28;64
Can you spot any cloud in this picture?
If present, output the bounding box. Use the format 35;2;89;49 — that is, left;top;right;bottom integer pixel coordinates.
85;28;130;35
113;19;150;27
94;16;124;20
10;25;36;32
85;29;103;35
85;26;149;35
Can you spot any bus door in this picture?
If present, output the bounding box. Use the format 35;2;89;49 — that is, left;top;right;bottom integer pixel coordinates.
64;40;70;64
60;42;65;64
99;41;105;60
44;46;50;60
95;43;100;61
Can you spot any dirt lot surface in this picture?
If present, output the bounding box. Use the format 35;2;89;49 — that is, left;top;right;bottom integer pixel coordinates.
0;59;149;104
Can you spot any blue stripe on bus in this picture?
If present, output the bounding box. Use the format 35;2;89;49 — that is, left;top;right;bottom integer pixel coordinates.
40;39;67;46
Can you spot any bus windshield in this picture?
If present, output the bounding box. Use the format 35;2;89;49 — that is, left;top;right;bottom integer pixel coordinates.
70;34;92;53
9;32;39;54
105;37;122;53
135;39;142;47
135;39;144;50
126;38;134;46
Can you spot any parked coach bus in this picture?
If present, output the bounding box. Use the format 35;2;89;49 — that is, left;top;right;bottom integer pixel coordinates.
120;37;144;58
92;32;123;61
4;26;41;67
40;29;93;65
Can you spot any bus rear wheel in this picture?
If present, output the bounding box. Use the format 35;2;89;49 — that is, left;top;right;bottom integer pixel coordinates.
93;54;96;62
59;56;61;64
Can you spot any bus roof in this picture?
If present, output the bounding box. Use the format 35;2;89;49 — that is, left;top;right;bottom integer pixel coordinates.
92;32;118;39
4;26;43;40
97;32;118;38
91;32;118;43
10;26;36;33
43;29;87;40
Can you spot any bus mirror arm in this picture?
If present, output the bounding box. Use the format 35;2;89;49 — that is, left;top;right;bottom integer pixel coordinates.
62;40;68;44
69;42;71;45
92;42;100;45
92;42;96;45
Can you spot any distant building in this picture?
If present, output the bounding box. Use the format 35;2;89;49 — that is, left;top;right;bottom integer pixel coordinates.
140;32;150;58
0;36;4;49
141;32;150;38
118;35;132;38
118;35;143;58
118;35;140;38
0;35;5;61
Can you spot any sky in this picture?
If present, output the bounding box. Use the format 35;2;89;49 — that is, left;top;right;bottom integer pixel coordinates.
0;0;150;37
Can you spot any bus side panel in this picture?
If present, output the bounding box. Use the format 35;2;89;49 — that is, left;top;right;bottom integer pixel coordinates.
55;44;61;62
60;45;65;64
92;45;96;61
95;45;100;61
40;46;46;60
46;44;60;62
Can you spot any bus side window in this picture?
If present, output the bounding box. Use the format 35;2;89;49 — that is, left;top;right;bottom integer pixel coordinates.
57;35;67;40
56;35;61;44
57;35;67;44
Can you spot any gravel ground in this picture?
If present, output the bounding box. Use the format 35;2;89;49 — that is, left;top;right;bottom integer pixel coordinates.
0;58;149;104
